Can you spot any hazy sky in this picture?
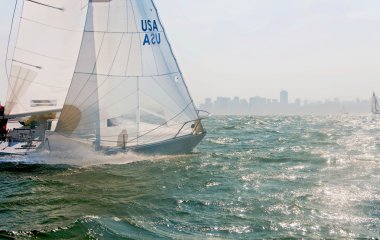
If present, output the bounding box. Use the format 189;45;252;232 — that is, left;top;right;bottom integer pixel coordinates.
1;0;380;105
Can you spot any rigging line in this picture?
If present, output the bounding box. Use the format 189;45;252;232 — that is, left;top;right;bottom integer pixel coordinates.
68;36;110;114
128;102;193;143
73;121;184;139
66;74;189;122
58;90;137;129
5;0;18;82
25;0;64;11
77;77;135;116
68;32;106;107
139;125;185;144
73;33;125;111
62;93;139;129
123;32;134;77
151;0;199;118
138;86;189;123
150;75;191;115
64;105;188;137
69;86;133;125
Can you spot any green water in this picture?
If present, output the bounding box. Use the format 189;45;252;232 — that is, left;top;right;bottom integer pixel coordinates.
0;115;379;239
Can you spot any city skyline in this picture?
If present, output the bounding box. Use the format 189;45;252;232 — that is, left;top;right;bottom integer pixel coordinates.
199;90;371;115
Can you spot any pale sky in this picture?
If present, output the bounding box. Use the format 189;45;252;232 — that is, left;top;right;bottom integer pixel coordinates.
1;0;380;105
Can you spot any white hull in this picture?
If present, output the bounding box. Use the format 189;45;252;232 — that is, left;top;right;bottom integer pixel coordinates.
45;131;205;156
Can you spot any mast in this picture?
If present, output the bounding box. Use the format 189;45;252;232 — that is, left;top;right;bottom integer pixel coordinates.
137;77;140;145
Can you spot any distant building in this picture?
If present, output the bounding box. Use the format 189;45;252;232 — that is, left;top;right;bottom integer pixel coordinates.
280;90;288;104
295;98;301;107
249;96;266;107
201;98;213;112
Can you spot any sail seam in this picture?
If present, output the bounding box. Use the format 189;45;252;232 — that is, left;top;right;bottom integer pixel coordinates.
68;32;106;107
84;30;165;34
127;101;193;143
151;75;192;120
73;71;180;78
8;76;68;89
21;17;82;32
15;47;76;62
59;90;137;130
71;33;126;113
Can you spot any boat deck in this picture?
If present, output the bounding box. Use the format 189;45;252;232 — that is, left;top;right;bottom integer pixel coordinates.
0;122;47;155
0;140;43;155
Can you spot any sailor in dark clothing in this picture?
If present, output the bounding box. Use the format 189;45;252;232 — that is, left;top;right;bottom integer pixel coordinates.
0;103;8;141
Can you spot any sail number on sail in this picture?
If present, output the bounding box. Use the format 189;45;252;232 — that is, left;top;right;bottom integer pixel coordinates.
141;20;161;46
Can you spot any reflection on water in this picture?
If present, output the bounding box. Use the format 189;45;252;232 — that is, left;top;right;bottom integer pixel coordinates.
0;115;379;239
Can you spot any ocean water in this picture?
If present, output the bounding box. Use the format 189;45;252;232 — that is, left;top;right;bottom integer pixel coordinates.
0;115;379;239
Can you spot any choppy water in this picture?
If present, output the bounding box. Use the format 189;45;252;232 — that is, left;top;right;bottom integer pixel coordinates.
0;115;380;239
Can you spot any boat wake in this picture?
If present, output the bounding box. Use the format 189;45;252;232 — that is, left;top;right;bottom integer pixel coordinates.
0;147;193;168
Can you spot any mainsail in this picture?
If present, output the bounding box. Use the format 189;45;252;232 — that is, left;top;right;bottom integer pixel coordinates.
372;92;380;114
56;0;203;149
5;1;88;117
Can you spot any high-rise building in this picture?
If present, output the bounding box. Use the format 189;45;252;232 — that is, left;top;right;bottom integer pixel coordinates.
280;90;288;104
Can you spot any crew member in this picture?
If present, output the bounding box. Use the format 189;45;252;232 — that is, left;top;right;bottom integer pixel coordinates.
0;103;8;141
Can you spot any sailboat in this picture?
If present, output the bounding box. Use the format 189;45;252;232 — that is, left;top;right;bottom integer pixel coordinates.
372;92;380;115
1;0;206;156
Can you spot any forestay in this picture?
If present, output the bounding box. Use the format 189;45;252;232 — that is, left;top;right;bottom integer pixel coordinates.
5;0;88;117
56;0;200;148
